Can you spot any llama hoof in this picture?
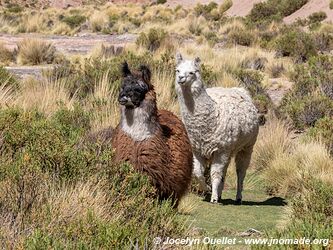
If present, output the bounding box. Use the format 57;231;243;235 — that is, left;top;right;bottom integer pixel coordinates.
210;199;219;204
235;199;242;205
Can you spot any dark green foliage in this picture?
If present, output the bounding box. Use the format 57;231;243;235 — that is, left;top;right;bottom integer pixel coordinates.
227;27;256;46
257;179;333;249
274;27;317;62
0;107;187;248
233;69;272;114
157;0;167;4
5;4;24;13
280;55;333;130
308;11;327;24
248;0;308;25
330;0;333;9
194;2;221;21
62;15;86;28
307;117;333;154
314;32;333;53
136;28;168;52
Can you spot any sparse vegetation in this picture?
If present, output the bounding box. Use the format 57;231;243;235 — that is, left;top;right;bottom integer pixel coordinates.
0;1;333;248
16;39;60;65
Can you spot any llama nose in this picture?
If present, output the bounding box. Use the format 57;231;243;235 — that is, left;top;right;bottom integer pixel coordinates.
178;75;186;82
119;96;129;105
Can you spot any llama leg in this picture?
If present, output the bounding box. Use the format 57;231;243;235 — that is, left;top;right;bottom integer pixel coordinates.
193;153;210;192
210;153;231;203
235;146;253;205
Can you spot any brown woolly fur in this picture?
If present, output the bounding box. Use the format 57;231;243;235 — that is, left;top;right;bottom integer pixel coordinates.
112;65;193;207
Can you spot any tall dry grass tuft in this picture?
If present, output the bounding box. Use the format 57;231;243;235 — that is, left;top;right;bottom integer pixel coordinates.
0;42;15;65
89;11;109;32
87;70;119;131
14;77;75;115
17;39;58;65
0;83;15;107
153;65;179;114
263;140;333;197
252;116;293;172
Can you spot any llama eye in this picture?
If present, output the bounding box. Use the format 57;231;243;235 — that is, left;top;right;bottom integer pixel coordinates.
189;72;194;75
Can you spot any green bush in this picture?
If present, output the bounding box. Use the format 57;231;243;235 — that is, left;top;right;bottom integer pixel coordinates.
0;107;187;248
248;0;308;25
274;27;317;62
5;4;24;13
194;2;221;21
308;11;327;24
227;27;256;46
280;55;333;130
62;15;86;29
136;28;168;52
307;117;333;154
220;0;233;14
258;179;333;249
330;0;333;9
157;0;167;4
233;69;272;113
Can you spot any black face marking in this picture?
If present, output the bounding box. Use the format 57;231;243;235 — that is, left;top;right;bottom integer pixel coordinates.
118;74;149;109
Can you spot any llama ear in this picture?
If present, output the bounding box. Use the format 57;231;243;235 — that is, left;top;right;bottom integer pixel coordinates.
122;61;131;77
139;65;151;84
194;57;201;67
176;52;183;65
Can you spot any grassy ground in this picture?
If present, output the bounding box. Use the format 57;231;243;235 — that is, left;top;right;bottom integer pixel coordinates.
186;190;286;236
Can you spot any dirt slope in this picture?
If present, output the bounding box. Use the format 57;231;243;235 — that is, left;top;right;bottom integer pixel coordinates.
226;0;263;17
284;0;333;23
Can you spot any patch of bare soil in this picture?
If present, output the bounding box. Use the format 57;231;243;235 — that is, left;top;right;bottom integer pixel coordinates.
266;78;293;106
0;32;137;79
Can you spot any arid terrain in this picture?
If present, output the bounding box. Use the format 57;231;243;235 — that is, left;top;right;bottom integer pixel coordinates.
0;0;332;249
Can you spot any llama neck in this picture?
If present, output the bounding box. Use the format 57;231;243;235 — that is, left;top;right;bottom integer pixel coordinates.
176;79;216;115
120;96;159;142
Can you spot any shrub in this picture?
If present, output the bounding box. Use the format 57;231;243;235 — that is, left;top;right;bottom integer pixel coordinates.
157;0;167;4
308;11;327;24
136;28;168;52
0;107;188;248
62;15;86;29
248;0;308;25
6;4;24;13
233;69;272;113
220;0;233;14
314;32;333;53
280;55;333;130
259;179;333;247
331;0;333;9
307;117;333;154
227;27;256;46
274;27;317;62
17;39;59;65
194;2;221;21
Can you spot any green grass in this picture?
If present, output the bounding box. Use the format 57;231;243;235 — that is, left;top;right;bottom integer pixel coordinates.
186;190;286;236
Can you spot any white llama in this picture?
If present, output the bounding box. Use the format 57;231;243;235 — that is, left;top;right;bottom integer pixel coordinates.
175;53;259;204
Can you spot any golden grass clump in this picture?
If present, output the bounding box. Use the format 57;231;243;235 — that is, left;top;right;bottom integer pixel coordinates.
86;70;119;131
264;140;333;197
0;42;15;65
14;77;75;115
89;10;109;32
16;38;58;65
252;116;293;172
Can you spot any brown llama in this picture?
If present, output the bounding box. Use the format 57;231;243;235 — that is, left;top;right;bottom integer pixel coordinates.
111;62;193;207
